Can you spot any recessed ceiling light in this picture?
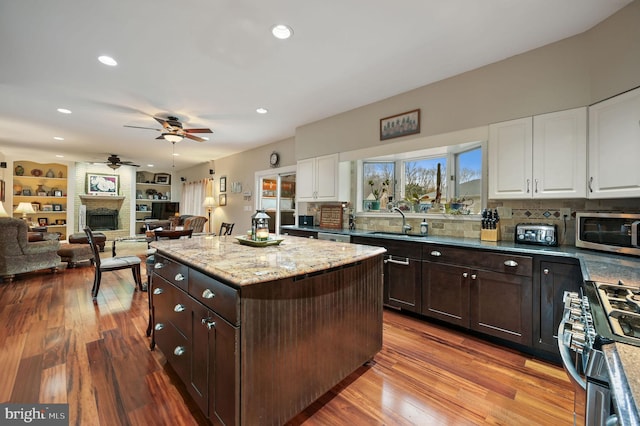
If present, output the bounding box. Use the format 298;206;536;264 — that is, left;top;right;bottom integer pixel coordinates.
53;136;64;141
271;24;293;40
55;155;64;158
98;55;118;66
147;164;154;168
256;107;268;114
172;153;180;156
57;108;72;114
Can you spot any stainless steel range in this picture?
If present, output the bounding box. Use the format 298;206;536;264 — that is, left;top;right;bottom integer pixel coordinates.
559;282;640;425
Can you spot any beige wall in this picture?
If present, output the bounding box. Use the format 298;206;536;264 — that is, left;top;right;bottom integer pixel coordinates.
295;1;640;160
180;137;296;235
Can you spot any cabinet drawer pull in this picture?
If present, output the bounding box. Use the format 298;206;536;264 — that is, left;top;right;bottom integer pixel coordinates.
154;323;164;331
462;272;468;278
173;304;186;313
154;262;164;269
384;256;409;266
202;289;215;299
174;273;185;281
430;250;442;257
471;274;477;280
543;268;549;275
202;318;216;330
173;346;186;356
153;288;164;295
504;260;519;267
526;179;531;193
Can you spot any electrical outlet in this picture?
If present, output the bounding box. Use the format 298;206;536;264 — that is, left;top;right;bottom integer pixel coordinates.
560;208;571;218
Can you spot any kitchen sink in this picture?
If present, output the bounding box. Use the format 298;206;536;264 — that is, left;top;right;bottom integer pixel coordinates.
366;231;428;239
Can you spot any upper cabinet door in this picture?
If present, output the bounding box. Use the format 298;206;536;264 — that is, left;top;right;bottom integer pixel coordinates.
489;108;587;200
588;87;640;199
533;107;587;199
488;117;533;199
296;158;316;201
314;154;340;201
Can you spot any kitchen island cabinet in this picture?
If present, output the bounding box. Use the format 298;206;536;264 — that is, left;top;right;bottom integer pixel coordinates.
150;235;385;426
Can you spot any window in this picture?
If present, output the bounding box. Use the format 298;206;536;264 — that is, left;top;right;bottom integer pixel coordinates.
363;161;395;207
359;142;484;214
403;156;447;205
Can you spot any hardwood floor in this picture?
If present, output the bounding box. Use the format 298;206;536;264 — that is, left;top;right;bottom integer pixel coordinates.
0;263;575;425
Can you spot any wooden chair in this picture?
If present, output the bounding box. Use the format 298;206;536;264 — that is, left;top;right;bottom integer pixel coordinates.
84;227;142;300
219;222;235;236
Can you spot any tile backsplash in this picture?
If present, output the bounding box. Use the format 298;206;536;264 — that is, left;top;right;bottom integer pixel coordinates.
303;198;640;246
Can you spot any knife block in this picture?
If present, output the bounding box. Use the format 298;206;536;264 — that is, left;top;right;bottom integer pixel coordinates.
480;227;501;242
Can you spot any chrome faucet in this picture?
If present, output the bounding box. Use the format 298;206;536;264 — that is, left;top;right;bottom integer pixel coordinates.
392;207;412;234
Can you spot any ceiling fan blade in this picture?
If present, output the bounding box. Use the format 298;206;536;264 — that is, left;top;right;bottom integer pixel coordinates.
124;125;161;132
185;133;206;142
155;135;166;140
154;117;172;130
184;128;213;134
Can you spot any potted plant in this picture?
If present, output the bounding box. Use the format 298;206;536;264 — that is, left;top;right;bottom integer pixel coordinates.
367;179;389;210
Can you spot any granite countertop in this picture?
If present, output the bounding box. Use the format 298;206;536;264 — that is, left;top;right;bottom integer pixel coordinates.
282;225;640;287
150;234;386;286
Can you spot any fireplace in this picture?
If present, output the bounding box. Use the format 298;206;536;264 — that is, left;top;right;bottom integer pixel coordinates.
86;208;118;231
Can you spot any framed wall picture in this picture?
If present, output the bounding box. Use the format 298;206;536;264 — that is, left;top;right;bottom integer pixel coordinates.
52;204;63;211
55;219;66;225
31;202;40;212
154;173;171;184
219;176;227;193
86;173;119;196
0;179;4;202
219;193;227;206
22;189;32;196
380;109;421;141
38;217;48;226
53;190;63;197
42;204;53;211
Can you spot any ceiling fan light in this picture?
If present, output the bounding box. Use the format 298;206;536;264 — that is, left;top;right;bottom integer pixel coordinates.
107;163;120;170
164;133;183;143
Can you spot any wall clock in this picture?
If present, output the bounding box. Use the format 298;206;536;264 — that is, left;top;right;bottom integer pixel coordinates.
270;152;280;167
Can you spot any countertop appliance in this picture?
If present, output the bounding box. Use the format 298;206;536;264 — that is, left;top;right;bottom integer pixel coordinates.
576;212;640;256
514;223;557;246
559;282;640;425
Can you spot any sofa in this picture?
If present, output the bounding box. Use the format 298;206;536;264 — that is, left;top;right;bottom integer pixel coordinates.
0;218;61;283
145;215;208;233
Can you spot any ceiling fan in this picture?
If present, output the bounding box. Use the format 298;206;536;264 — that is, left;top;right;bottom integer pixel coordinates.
104;154;140;170
124;116;212;142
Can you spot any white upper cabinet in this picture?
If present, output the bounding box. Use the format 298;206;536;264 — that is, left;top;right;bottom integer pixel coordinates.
588;87;640;199
296;153;350;202
489;107;587;199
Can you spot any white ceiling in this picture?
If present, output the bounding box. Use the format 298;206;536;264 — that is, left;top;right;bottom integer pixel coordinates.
0;0;631;171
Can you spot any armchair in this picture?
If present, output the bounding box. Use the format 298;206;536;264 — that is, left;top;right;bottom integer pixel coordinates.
0;218;61;283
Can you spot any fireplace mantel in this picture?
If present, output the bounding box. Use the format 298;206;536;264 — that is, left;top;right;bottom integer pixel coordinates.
80;195;125;201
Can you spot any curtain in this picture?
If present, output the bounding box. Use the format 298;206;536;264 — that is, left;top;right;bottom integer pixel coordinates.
180;179;207;216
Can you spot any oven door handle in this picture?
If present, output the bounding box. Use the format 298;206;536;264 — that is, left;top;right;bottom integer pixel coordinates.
557;319;586;391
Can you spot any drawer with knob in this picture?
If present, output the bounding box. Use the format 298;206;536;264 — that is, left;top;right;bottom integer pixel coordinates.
152;275;191;337
153;319;189;383
189;268;240;326
425;245;532;277
153;253;189;291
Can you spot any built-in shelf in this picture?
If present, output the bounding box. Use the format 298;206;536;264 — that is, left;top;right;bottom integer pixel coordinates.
79;195;125;201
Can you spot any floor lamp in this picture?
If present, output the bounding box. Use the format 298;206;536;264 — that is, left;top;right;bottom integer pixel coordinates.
203;196;216;234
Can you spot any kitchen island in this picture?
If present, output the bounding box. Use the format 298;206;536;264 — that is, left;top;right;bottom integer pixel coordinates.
149;235;386;426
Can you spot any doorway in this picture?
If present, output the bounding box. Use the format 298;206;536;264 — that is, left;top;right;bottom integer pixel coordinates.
255;166;296;235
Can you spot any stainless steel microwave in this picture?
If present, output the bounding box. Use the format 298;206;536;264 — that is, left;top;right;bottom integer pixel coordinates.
575;212;640;256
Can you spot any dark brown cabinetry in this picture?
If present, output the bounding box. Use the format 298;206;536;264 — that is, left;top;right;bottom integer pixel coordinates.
151;254;239;424
533;257;582;355
281;228;317;238
352;237;422;313
421;246;533;345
